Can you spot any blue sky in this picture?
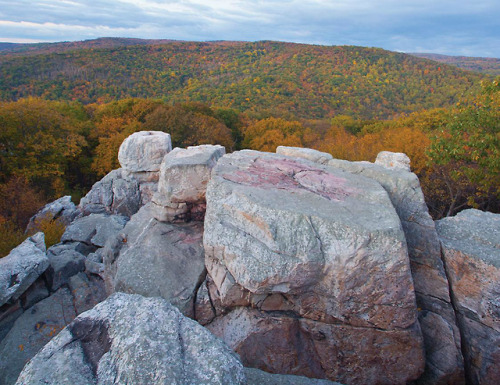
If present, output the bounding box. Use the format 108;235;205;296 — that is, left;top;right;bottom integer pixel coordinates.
0;0;498;57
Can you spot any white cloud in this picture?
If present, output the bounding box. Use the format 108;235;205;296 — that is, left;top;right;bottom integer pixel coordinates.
0;0;497;57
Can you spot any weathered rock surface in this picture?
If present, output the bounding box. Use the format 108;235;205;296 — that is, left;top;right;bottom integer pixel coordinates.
203;150;424;384
15;293;246;385
244;367;342;385
0;234;48;307
436;209;500;385
104;204;206;317
61;213;128;248
78;169;141;217
208;308;423;385
118;130;172;173
25;196;78;234
45;243;86;291
0;288;76;385
152;144;225;222
327;154;465;384
276;146;333;164
375;151;411;172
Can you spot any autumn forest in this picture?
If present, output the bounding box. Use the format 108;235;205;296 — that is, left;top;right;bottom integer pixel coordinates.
0;39;499;256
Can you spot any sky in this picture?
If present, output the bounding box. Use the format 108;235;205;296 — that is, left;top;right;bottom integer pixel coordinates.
0;0;498;58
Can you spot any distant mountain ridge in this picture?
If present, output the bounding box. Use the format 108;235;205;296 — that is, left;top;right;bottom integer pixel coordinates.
410;53;500;76
0;38;486;119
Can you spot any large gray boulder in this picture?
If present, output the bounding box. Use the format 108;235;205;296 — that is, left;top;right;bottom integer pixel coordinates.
45;243;86;291
326;154;465;384
103;204;206;317
202;150;424;384
436;209;500;385
152;144;225;222
0;288;76;385
118;130;172;173
0;233;48;307
78;169;141;217
15;293;246;385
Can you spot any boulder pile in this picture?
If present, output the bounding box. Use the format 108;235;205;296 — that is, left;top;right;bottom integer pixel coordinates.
1;132;498;385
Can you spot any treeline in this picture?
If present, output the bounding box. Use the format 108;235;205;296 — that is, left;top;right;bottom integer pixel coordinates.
1;79;499;256
0;40;484;120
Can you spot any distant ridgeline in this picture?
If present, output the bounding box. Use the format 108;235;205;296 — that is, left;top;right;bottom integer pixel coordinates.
0;38;486;119
410;53;500;77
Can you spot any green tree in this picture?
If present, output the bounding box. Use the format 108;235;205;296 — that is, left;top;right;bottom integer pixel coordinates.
427;78;500;216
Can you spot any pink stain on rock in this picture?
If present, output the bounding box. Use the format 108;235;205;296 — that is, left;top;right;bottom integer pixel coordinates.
222;157;357;201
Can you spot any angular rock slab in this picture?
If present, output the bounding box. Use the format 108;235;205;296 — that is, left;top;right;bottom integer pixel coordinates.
104;205;206;317
203;150;423;383
209;308;423;385
327;156;464;384
118;130;172;173
0;233;48;307
0;288;76;385
276;146;333;165
152;144;225;222
436;209;500;385
15;293;246;385
61;213;128;248
244;367;343;385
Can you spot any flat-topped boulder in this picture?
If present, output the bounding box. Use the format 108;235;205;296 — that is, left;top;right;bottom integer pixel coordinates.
276;146;333;164
152;144;225;222
15;293;245;385
118;130;172;173
436;209;500;385
202;150;424;384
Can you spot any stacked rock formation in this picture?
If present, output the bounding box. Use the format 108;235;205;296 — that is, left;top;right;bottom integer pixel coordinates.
152;144;225;222
3;132;499;385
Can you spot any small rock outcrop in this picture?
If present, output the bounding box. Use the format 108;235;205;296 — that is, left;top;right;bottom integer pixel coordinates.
276;146;333;164
374;151;411;172
436;209;500;385
15;293;246;385
25;196;78;234
152;144;225;222
202;150;424;384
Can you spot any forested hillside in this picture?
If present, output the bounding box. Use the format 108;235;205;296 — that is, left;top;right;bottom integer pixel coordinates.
0;39;498;257
411;53;500;76
0;39;484;119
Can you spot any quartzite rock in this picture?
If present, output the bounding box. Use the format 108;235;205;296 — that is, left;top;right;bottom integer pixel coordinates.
104;205;206;317
327;155;464;384
244;367;343;385
25;196;78;234
61;213;128;248
0;233;48;307
436;209;500;385
152;144;225;222
0;288;76;385
276;146;333;165
78;169;141;217
45;243;86;291
118;130;172;173
203;150;424;384
15;293;246;385
375;151;411;172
